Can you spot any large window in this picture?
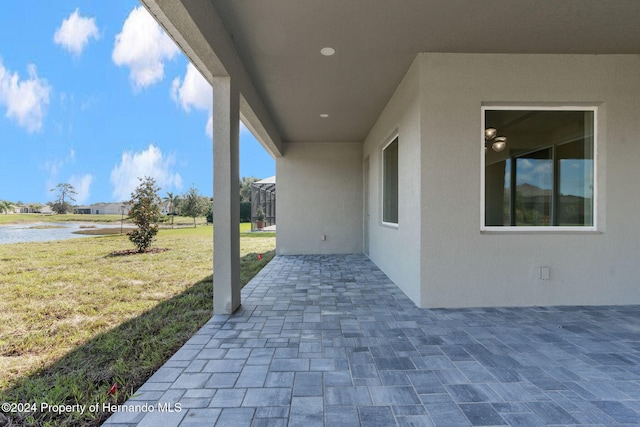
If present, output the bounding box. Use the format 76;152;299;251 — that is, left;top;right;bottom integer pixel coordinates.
483;107;595;230
382;136;398;225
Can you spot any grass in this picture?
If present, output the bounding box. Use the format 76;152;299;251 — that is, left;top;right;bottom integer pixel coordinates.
0;213;209;227
0;213;275;232
240;222;276;238
0;225;275;426
0;213;124;224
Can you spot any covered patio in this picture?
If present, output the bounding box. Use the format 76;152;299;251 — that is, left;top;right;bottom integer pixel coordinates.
100;1;640;424
104;255;640;426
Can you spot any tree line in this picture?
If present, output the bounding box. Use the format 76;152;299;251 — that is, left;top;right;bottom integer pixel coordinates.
127;176;260;252
2;177;263;253
1;175;261;221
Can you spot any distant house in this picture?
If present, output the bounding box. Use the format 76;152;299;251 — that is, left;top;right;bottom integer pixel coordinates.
17;204;52;214
74;207;92;215
73;202;176;215
74;203;130;215
160;201;173;215
39;205;53;215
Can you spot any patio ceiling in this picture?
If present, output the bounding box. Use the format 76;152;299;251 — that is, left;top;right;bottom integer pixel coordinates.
144;0;640;144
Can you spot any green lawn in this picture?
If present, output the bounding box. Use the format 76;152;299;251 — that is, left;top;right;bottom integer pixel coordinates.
0;214;276;234
0;225;275;426
0;213;123;224
0;213;203;226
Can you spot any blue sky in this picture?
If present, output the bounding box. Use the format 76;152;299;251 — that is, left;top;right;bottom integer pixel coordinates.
504;158;593;198
0;1;274;205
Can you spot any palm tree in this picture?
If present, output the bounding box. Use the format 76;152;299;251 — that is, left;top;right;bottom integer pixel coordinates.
240;176;259;202
0;200;15;214
163;192;180;228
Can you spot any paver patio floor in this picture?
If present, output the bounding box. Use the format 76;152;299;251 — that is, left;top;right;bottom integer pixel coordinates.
104;254;640;426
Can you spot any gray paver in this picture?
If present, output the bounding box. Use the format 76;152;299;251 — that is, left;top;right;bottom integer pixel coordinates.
526;401;579;424
103;254;640;426
242;388;291;407
209;389;246;408
396;415;435;427
171;374;210;390
137;410;185;427
459;403;507;426
214;408;254;425
591;400;639;424
289;396;323;426
324;406;360;426
325;386;372;406
358;406;396;426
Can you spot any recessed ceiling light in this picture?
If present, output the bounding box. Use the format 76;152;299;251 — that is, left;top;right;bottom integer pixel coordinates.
320;47;335;56
320;114;329;118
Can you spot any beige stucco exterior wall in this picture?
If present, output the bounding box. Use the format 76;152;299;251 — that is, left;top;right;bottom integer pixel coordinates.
417;53;640;308
276;142;363;255
363;59;423;305
277;53;640;309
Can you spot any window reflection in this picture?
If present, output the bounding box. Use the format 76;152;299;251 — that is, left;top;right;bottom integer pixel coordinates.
484;109;594;227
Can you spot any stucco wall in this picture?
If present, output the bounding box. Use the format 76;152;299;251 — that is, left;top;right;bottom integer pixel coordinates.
363;59;422;305
276;53;640;309
418;53;640;308
276;142;363;255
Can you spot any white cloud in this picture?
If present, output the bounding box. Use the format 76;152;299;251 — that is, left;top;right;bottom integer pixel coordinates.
112;6;179;90
171;63;211;111
172;63;216;139
533;162;552;175
519;159;533;170
206;114;213;139
69;174;93;205
54;9;99;56
43;158;65;178
43;149;78;192
0;61;51;132
516;159;553;190
110;144;183;201
240;121;250;136
172;63;255;141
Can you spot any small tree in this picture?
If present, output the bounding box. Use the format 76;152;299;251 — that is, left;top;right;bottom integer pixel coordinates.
181;185;207;228
127;177;161;252
50;183;77;214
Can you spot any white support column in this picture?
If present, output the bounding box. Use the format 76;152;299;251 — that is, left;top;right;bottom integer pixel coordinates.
212;76;241;314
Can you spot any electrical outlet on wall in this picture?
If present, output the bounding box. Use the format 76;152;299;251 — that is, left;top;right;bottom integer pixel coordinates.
539;266;550;281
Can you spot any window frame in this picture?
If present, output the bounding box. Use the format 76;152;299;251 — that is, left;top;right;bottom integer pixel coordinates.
381;134;399;227
480;105;598;233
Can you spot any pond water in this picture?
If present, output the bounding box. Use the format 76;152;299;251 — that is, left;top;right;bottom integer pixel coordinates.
0;222;124;245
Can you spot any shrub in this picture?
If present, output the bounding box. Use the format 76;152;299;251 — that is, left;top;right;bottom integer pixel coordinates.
127;177;161;252
240;201;251;222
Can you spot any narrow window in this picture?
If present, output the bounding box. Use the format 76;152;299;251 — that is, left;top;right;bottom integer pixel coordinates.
383;137;398;224
483;108;595;229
